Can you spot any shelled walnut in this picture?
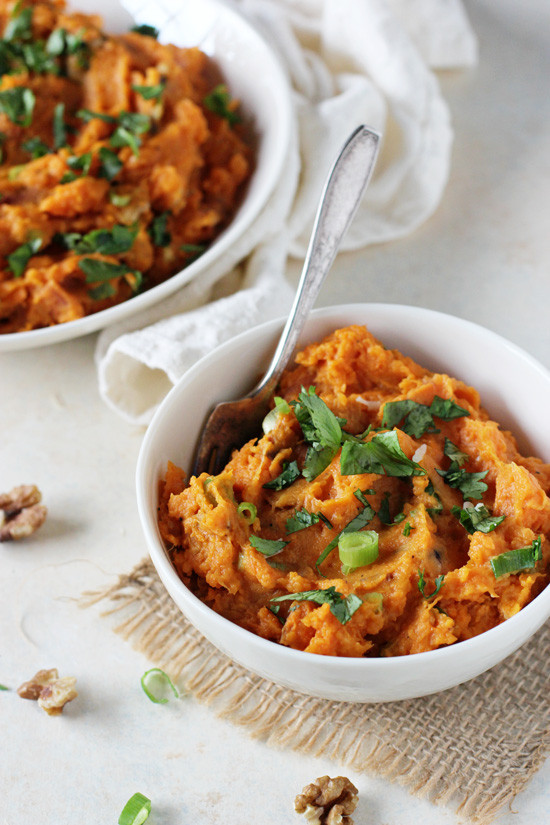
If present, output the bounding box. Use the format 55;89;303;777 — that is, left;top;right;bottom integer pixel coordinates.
0;485;47;541
17;669;77;716
295;776;358;825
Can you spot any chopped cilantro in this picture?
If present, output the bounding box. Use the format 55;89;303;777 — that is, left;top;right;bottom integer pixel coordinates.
437;463;488;501
403;522;413;536
76;108;116;125
269;586;362;625
4;5;33;43
79;257;136;283
452;503;505;534
340;430;425;478
130;24;159;38
0;86;35;126
249;535;288;557
285;508;324;534
22;136;50;158
203;84;240;125
97;147;123;181
180;243;206;259
66;152;92;176
418;569;445;599
132;82;165;101
381;395;469;439
7;236;42;277
148;212;171;247
88;281;116;301
263;460;300;491
52;102;67;149
291;386;343;481
60;224;137;255
443;438;469;466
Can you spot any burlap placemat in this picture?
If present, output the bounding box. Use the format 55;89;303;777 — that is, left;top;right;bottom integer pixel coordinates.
85;558;550;824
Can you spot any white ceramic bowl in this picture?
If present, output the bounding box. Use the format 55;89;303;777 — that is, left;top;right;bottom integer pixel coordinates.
0;0;292;351
136;303;550;702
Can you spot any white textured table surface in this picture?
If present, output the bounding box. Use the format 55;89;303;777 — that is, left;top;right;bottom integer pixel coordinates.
1;0;549;822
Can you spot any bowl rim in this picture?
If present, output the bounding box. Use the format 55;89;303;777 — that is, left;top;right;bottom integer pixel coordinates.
137;302;550;673
0;0;293;352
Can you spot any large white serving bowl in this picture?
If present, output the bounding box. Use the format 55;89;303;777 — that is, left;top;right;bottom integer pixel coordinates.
0;0;292;351
136;303;550;702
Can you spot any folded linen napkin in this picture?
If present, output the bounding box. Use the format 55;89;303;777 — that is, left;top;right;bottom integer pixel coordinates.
96;0;477;426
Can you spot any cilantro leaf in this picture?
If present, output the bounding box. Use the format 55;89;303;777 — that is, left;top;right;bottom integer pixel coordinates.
149;212;171;247
340;430;425;478
438;462;488;501
249;536;288;557
52;102;67;149
452;503;505;534
132;82;165;101
61;224;137;255
418;570;445;599
0;86;35;126
7;236;42;277
291;386;343;481
130;24;159;38
22;136;50;158
88;281;116;301
263;460;300;491
269;586;362;625
66;152;92;176
97;147;123;181
443;438;469;466
382;396;469;439
4;6;33;42
285;508;322;534
429;396;469;420
203;84;240;125
78;258;135;283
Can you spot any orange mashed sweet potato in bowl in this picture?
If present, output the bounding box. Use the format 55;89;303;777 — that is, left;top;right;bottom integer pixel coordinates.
0;0;253;334
157;321;550;661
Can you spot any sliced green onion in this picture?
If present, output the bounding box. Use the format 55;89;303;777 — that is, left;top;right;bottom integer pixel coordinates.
262;396;291;434
0;683;8;691
490;537;542;578
118;792;151;825
140;668;179;704
237;501;257;524
338;530;378;573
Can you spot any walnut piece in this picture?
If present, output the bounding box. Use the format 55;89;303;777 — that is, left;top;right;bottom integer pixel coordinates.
17;668;77;716
295;776;358;825
0;484;47;541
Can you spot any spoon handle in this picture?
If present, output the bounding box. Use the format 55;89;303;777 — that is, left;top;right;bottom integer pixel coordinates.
254;124;380;396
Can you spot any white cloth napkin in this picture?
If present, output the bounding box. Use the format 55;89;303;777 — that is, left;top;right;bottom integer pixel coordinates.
95;0;477;426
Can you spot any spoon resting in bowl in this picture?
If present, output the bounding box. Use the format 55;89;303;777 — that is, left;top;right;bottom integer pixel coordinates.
192;124;381;477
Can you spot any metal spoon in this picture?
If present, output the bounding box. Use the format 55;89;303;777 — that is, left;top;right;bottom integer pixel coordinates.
192;124;381;476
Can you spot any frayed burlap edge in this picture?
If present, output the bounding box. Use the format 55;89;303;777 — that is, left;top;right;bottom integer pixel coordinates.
82;558;550;824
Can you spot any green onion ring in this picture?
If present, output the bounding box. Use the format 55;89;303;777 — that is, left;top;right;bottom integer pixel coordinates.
338;530;379;573
237;501;257;524
118;793;151;825
140;668;179;704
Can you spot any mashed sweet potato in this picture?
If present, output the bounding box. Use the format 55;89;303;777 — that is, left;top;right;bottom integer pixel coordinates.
0;0;251;333
159;325;550;657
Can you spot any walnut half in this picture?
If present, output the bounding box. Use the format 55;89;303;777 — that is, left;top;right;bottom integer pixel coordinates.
295;776;358;825
17;669;78;716
0;484;47;541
